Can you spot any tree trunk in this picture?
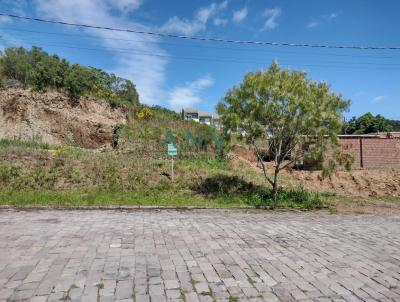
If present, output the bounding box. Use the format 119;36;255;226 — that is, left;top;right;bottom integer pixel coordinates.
272;167;279;201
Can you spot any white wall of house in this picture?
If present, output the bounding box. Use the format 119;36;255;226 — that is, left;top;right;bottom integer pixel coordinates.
182;109;221;128
199;117;211;125
184;113;199;122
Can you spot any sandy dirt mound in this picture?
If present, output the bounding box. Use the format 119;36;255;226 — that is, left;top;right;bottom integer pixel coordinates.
230;148;400;198
289;169;400;198
231;145;257;162
0;88;127;149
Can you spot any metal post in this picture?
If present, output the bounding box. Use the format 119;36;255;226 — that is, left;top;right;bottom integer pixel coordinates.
359;138;364;169
171;157;174;181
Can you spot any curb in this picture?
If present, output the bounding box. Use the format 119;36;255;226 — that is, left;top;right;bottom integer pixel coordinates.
0;205;312;212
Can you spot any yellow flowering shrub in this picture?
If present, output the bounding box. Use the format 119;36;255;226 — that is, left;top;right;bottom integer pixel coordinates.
136;108;153;120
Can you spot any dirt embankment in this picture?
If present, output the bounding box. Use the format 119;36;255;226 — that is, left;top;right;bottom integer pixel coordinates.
231;146;400;198
0;88;127;149
290;169;400;198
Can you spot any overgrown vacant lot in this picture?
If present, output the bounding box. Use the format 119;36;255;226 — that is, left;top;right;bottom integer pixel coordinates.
1;139;400;213
0;139;326;209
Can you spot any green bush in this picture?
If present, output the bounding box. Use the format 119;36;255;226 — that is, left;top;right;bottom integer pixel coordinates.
248;188;323;209
148;105;181;120
112;123;124;149
194;174;323;210
64;64;95;98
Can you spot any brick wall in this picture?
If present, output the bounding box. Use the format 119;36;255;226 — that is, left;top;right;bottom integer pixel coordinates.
338;138;361;169
339;137;400;170
361;138;400;169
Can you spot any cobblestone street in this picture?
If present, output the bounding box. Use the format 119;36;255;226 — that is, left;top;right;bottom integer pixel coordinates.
0;209;399;302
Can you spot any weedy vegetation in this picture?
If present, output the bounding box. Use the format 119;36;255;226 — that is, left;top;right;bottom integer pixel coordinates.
0;56;338;210
0;139;327;209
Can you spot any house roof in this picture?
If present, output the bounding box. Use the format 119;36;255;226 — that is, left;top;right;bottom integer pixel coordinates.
182;108;198;114
199;112;212;117
182;108;219;118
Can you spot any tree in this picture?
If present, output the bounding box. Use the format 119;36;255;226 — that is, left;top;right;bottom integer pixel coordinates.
64;64;95;99
117;79;140;108
217;62;349;199
343;113;393;134
0;47;32;86
387;119;400;131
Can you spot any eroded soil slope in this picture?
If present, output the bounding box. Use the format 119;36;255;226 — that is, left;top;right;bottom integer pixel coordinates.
231;146;400;198
0;88;127;149
290;169;400;198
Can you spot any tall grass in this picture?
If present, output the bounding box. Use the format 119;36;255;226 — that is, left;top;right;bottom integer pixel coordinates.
0;138;51;150
0;189;246;207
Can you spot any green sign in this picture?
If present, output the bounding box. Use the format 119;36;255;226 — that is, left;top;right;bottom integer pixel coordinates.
168;143;177;156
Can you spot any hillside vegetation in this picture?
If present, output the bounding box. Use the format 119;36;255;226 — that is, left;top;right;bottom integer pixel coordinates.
0;46;139;108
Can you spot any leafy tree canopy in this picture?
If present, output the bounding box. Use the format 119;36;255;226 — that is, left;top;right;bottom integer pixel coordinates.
343;112;394;134
217;62;349;198
387;119;400;131
0;46;139;109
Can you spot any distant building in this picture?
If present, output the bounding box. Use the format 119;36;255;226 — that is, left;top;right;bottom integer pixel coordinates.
198;112;212;125
182;108;221;129
212;114;221;129
181;108;199;122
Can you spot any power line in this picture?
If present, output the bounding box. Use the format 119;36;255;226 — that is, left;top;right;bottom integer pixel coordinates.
12;39;400;67
3;27;400;60
1;12;400;51
3;38;399;70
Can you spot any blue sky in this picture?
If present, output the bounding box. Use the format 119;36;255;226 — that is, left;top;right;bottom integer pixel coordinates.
0;0;399;119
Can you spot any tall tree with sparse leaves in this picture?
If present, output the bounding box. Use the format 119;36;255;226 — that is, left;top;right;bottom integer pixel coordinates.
217;62;350;199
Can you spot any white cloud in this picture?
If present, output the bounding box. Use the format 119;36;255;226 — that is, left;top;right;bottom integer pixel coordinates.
307;12;338;29
263;7;281;30
324;12;338;20
233;7;248;23
307;21;320;28
160;1;228;35
219;0;228;10
213;17;228;26
106;0;143;12
167;75;214;110
160;16;205;36
197;3;217;23
33;0;167;105
372;96;385;103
